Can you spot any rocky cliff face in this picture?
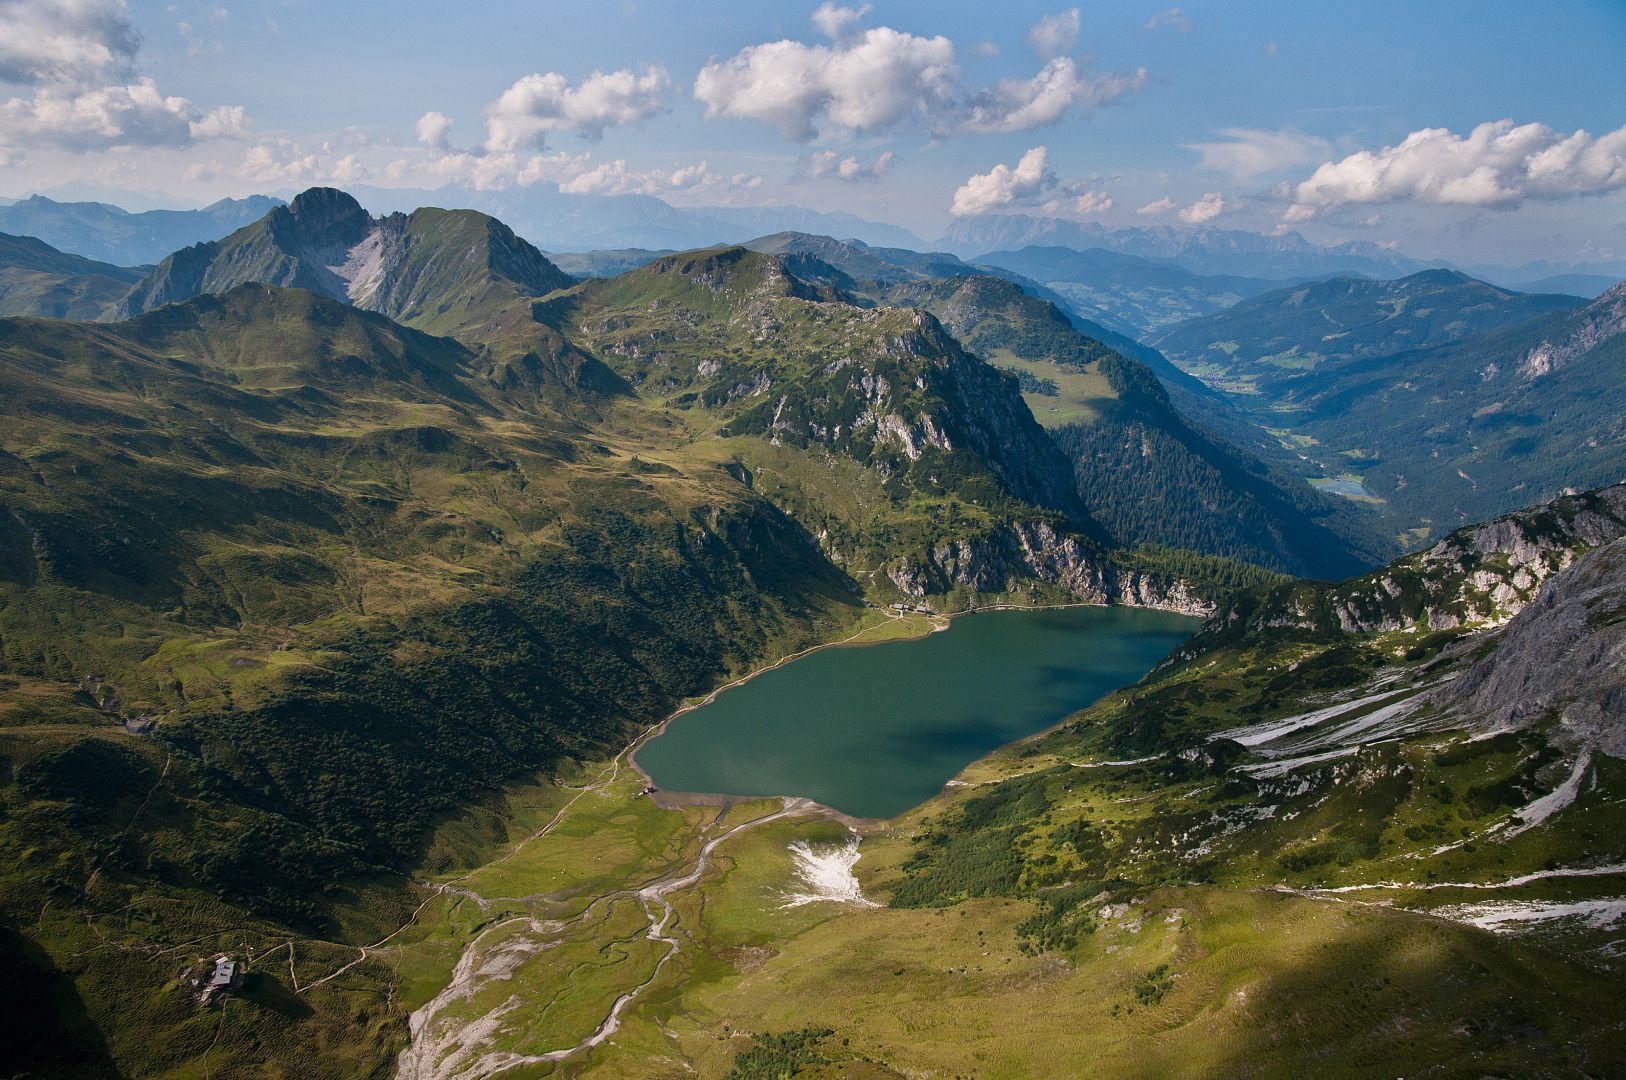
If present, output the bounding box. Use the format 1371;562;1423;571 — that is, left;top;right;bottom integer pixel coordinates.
726;304;1094;527
885;519;1212;616
1521;280;1626;378
1197;482;1626;647
1430;535;1626;755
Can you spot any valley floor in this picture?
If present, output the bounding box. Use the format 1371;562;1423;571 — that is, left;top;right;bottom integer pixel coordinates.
369;748;1626;1079
354;616;1626;1079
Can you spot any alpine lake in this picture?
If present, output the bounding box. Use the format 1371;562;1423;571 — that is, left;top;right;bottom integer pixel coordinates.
636;605;1199;819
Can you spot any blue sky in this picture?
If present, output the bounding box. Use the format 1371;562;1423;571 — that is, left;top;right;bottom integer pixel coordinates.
1;0;1623;263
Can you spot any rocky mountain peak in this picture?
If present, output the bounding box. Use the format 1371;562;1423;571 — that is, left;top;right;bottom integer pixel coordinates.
276;187;371;256
113;189;576;340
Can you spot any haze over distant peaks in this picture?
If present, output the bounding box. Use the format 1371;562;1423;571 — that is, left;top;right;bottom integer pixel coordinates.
1151;268;1586;389
936;213;1425;278
0;194;283;266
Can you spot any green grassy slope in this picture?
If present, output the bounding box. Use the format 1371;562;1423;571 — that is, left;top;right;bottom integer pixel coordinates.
14;197;1581;1076
0;280;874;1074
0;246;1263;1075
741;231;974;288
0;231;142;319
542;247;1095;531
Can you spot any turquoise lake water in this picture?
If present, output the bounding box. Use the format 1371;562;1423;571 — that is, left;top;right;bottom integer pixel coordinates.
635;606;1198;819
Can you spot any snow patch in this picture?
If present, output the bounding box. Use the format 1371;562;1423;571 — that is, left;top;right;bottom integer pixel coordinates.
1070;756;1158;768
1212;689;1402;748
1311;862;1626;894
1502;749;1592;838
782;835;879;908
1432;898;1626;934
1236;747;1358;779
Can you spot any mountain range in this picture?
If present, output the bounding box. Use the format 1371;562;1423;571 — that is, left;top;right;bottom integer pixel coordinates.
1150;269;1623;542
936;213;1426;278
977;244;1304;335
114;187;575;335
89;195;1381;576
0;194;283;265
1150;268;1584;395
346;182;931;253
549;228;1386;577
1;183;1623;1077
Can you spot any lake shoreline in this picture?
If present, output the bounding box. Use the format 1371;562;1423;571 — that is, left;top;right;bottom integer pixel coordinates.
628;599;1198;822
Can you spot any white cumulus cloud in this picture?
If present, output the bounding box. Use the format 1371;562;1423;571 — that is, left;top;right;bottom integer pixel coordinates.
1177;190;1226;223
1072;189;1113;214
331;153;367;183
1;78;204;153
1141;8;1192;33
236;138;319;184
949;146;1114;218
420;148;590;191
484;65;669;152
810;2;870;41
1027;9;1080;59
958;56;1145;134
797;148;895;183
695;18;1143;142
189;103;249;140
0;0;139;86
1136;192;1227;223
1287;119;1626;220
559;158;760;197
415;109;452;150
694;26;956;142
0;0;250;161
951;146;1054;216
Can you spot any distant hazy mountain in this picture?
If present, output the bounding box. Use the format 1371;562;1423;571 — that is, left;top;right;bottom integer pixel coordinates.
1498;273;1620;299
0;194;283;265
938;213;1423;279
979;245;1291;335
0;231;140;320
740;231;975;288
345;183;928;252
1150;269;1583;397
545;248;677;277
1207;280;1626;539
1463;257;1626;299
